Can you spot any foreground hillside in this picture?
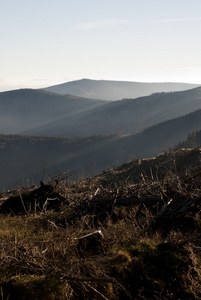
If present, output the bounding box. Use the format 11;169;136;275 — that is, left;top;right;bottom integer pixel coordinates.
44;78;199;100
0;148;201;299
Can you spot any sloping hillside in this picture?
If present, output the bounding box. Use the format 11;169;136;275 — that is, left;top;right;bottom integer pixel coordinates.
0;89;107;134
24;87;201;137
43;78;199;100
95;147;201;185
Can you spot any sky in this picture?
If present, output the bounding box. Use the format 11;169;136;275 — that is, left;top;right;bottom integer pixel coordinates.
0;0;201;91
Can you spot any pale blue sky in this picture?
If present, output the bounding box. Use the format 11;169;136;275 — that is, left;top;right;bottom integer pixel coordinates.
0;0;201;91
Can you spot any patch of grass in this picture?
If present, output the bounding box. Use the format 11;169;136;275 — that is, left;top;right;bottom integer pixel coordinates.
128;239;157;257
0;215;34;240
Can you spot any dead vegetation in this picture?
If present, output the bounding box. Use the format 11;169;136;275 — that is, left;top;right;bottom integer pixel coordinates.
0;148;201;299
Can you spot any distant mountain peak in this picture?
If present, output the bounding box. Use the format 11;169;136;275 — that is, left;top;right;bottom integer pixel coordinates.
43;79;200;101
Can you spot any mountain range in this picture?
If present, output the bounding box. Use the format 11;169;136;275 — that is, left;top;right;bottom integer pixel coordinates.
24;86;201;137
1;85;201;137
43;78;199;100
1;79;201;190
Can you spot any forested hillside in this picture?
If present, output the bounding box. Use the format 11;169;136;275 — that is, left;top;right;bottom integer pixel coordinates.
176;129;201;149
0;133;122;190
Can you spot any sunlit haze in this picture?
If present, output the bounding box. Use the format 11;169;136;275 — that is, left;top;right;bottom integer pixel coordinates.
0;0;201;91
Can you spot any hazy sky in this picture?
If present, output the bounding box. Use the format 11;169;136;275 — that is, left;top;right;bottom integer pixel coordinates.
0;0;201;91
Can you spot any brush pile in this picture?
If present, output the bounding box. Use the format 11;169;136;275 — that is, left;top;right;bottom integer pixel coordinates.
0;148;201;299
0;181;67;215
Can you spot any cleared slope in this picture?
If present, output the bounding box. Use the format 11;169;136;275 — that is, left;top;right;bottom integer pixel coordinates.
24;87;201;137
43;78;199;101
0;89;107;134
95;147;201;185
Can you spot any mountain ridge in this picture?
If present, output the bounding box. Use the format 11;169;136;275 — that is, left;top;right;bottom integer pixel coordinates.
43;78;200;100
0;88;107;134
23;86;201;137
